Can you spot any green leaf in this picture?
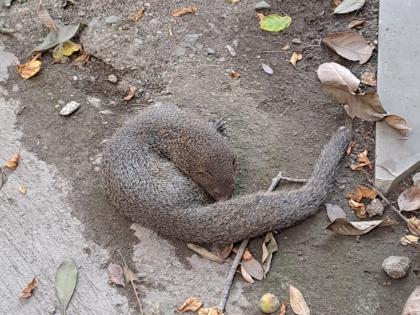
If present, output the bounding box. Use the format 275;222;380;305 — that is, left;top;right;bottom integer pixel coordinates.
259;14;292;32
56;260;78;315
32;23;80;53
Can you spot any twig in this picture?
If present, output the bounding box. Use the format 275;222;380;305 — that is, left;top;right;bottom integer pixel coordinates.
218;171;286;312
367;184;408;223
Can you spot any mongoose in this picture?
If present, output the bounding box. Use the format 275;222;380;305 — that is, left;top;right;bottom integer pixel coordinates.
102;103;352;245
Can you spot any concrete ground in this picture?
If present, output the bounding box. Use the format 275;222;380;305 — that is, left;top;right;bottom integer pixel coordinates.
1;1;419;314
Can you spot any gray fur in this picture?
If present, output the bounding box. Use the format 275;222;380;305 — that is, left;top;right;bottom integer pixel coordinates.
102;104;352;245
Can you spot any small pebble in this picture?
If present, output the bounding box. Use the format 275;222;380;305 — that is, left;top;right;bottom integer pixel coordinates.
59;101;80;116
206;48;216;55
225;45;236;57
174;47;186;57
382;256;410;279
107;74;118;83
254;0;271;10
366;198;384;217
105;15;121;25
72;76;78;81
292;38;302;44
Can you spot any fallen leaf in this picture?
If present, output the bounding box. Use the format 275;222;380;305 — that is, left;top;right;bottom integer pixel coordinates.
177;297;203;312
72;51;90;66
232;247;253;260
20;277;37;298
350;150;373;171
289;52;302;67
331;0;342;7
123;265;144;312
131;8;145;22
171;6;197;17
348;199;366;218
17;54;42;80
262;63;274;75
262;232;278;275
52;40;81;61
198;308;224;315
333;0;365;14
240;264;255;283
322;32;374;64
360;70;376;86
327;217;397;236
348;18;366;29
241;257;264;281
407;217;420;236
346;185;377;202
37;1;57;31
317;62;360;93
6;152;21;170
402;286;420;315
383;115;409;137
282;43;290;51
279;302;288;315
289;285;310;315
400;235;420;246
124;86;137;101
398;184;420;212
56;260;78;315
227;69;240;78
19;184;26;194
107;263;125;287
259;14;292;33
212;243;233;259
325;203;347;222
187;243;224;263
32;23;80;53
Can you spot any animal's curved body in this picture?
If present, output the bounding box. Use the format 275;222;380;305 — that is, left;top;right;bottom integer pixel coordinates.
102;104;352;244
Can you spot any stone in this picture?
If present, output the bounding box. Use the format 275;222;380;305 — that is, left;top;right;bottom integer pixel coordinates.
254;1;271;10
87;96;102;108
59;101;80;116
206;48;216;55
104;16;121;25
292;38;302;44
382;256;410;279
225;45;236;57
375;0;420;192
174;47;186;57
366;199;384;217
107;74;118;83
184;33;200;43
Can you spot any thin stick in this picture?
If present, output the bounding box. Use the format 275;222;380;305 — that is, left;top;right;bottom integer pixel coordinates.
218;171;285;311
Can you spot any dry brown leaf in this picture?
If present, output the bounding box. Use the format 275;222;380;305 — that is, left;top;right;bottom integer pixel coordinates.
20;277;37;298
331;0;342;6
350;150;372;171
346;185;377;202
131;8;145;22
348;18;366;29
241;257;264;281
327;217;397;236
262;232;278;275
232;247;253;260
407;217;420;236
177;297;203;312
398;184;420;212
325;203;347;222
383;115;410;137
124;86;137;101
289;285;310;315
72;51;90;66
107;263;125;287
227;69;240;78
349;199;366;218
400;235;420;246
187;243;224;263
6;152;21;170
17;54;42;80
360;70;376;86
346;140;355;155
289;52;302;67
282;43;290;51
37;1;58;31
198;307;224;315
171;6;197;17
317;62;360;93
279;302;288;315
240;264;255;283
19;184;27;195
322;32;374;64
402;286;420;315
212;243;233;259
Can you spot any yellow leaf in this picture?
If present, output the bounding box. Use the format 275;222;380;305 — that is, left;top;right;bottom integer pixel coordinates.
17;55;42;80
197;308;224;315
400;235;419;246
289;285;310;315
19;184;27;195
289;52;302;67
177;297;203;312
53;41;81;61
6;152;21;170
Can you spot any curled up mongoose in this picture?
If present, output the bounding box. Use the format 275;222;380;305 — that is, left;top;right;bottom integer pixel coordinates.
102;104;352;245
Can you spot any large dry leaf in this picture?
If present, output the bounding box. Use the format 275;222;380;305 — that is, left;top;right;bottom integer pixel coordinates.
55;260;78;315
407;217;420;236
317;62;359;92
289;285;310;315
383;115;410;137
171;6;197;17
241;257;264;281
33;23;80;53
398;184;420;212
402;286;420;315
187;243;224;263
20;277;37;298
107;263;125;287
327;217;397;236
323;32;374;64
262;232;278;275
333;0;365;14
17;55;42;80
240;264;255;283
326;203;347;222
177;297;203;312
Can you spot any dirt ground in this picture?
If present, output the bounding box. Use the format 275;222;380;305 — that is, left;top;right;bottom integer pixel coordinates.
1;0;419;314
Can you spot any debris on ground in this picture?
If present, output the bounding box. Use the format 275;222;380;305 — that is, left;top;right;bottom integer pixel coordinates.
382;256;411;279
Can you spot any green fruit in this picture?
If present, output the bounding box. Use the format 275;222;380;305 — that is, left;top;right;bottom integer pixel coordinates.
260;293;280;313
